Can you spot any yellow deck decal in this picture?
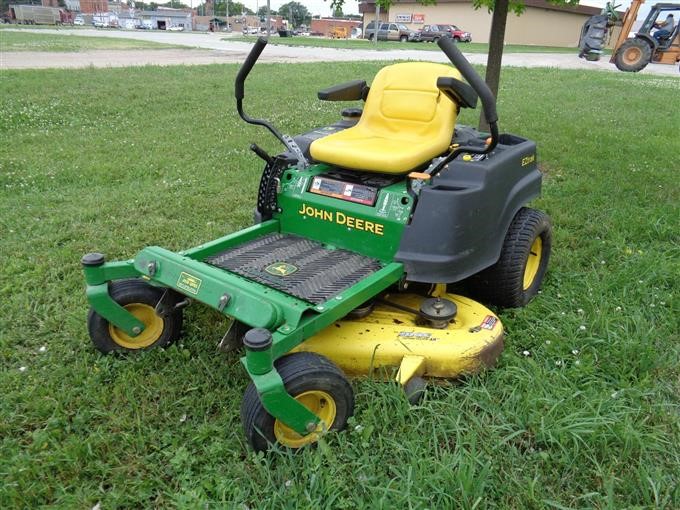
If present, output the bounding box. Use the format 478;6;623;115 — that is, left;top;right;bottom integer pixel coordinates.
177;272;202;295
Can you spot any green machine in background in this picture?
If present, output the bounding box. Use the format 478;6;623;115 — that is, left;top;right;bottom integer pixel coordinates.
82;38;552;452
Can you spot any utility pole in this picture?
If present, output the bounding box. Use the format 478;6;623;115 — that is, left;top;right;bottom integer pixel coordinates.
375;2;380;48
266;0;270;37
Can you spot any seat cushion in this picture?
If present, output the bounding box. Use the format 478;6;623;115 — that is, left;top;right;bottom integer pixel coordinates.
310;62;462;174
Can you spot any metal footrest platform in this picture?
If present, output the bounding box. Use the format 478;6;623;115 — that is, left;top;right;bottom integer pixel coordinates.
205;233;382;305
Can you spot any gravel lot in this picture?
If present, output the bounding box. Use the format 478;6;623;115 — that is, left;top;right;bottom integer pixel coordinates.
1;28;678;76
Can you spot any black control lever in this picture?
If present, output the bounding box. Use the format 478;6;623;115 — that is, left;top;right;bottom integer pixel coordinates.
250;143;273;164
235;37;267;102
425;38;500;178
235;37;308;168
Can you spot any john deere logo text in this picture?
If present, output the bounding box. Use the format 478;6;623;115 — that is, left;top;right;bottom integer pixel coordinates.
521;154;536;166
298;204;384;235
265;262;298;277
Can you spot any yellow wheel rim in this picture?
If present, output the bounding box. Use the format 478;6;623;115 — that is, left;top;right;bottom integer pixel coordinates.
523;236;543;290
108;303;164;349
274;390;337;448
623;47;641;65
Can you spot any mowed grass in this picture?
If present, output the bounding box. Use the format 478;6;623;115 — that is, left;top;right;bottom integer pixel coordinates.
0;30;183;51
1;62;679;508
230;34;578;53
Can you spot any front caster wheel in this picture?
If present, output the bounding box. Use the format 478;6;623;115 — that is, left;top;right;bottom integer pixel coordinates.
404;376;426;405
87;279;183;353
241;352;354;452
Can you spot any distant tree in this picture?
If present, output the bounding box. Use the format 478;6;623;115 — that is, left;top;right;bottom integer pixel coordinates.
278;1;310;27
195;1;253;16
158;0;191;8
332;5;343;17
257;6;277;16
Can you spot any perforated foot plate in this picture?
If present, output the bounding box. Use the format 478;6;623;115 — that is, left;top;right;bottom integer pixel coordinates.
205;233;382;305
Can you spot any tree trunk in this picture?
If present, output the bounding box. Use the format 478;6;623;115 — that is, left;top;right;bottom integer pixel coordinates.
479;0;509;131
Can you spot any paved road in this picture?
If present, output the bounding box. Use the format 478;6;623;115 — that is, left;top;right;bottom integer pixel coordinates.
1;28;678;76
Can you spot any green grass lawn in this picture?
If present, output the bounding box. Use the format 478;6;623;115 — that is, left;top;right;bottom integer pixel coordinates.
229;35;579;54
0;30;184;51
1;62;679;508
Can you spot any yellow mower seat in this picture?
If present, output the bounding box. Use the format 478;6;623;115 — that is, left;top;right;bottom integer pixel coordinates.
310;62;462;174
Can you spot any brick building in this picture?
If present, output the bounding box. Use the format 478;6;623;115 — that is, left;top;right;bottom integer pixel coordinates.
79;0;108;14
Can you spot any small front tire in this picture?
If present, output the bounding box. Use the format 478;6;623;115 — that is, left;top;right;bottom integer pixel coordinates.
241;352;354;452
404;377;426;405
87;279;183;353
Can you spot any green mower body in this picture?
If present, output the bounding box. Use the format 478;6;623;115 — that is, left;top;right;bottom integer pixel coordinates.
82;38;552;451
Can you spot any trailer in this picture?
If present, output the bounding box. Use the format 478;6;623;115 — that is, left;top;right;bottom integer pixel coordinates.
10;5;63;25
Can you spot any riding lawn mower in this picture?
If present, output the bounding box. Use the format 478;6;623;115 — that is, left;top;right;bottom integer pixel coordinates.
82;38;552;452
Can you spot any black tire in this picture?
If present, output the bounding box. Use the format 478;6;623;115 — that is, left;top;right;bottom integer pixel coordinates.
87;279;183;353
368;33;374;41
241;352;354;452
466;208;552;308
433;36;440;44
614;39;652;72
454;36;461;42
400;35;408;42
404;377;426;405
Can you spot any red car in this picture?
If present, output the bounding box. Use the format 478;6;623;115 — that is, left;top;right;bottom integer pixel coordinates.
418;24;472;43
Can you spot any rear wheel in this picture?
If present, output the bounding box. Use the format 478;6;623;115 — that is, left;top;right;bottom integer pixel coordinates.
614;39;652;72
400;35;408;42
368;33;374;41
241;352;354;452
87;279;183;353
466;208;552;308
433;36;440;44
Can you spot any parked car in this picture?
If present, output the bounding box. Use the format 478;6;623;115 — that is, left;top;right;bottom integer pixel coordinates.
167;25;184;31
418;24;472;43
364;21;419;42
73;16;84;26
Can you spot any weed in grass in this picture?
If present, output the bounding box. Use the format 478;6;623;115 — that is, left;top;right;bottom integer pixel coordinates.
0;62;678;508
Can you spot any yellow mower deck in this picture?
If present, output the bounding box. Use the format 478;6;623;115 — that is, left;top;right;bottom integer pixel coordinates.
293;293;504;385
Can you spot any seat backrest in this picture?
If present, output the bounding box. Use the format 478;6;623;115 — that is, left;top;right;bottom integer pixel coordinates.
357;62;462;143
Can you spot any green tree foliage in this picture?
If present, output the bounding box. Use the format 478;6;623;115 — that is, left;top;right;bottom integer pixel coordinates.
279;1;311;27
257;6;278;16
193;1;254;16
472;0;579;15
